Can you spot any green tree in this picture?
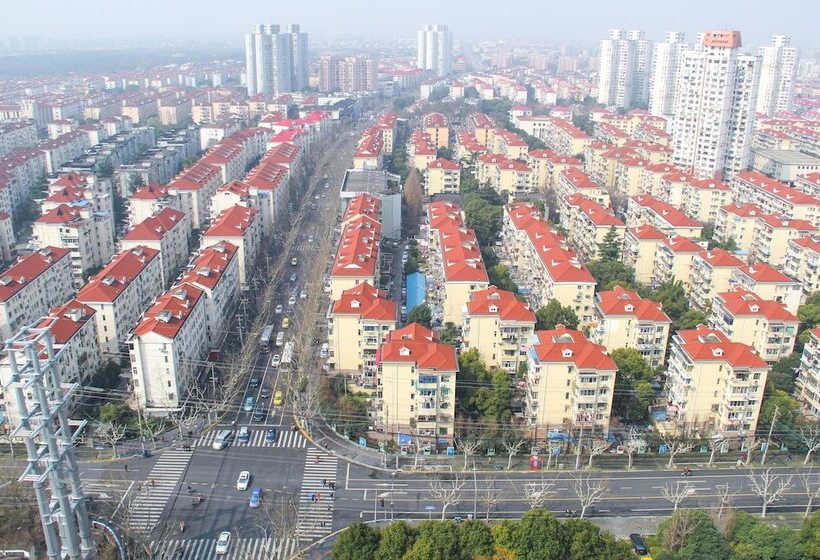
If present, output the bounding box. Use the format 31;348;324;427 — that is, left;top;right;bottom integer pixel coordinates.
411;521;461;560
511;509;567;560
598;226;622;261
491;520;521;552
439;322;461;346
332;523;380;560
760;390;799;431
96;160;114;178
98;402;135;425
675;308;707;332
436;146;454;160
463;191;504;247
428;86;450;102
768;352;801;394
801;510;820;560
376;521;416;560
645;279;689;324
586;260;635;291
128;173;146;194
487;264;518;293
535;299;579;330
729;511;801;560
458;520;494;559
564;518;635;560
658;509;732;560
407;305;433;328
611;349;655;421
31;173;49;198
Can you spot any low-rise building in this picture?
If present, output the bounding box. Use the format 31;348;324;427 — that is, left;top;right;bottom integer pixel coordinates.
76;246;163;355
376;323;458;444
128;184;183;226
710;290;798;362
121;208;191;288
202;205;261;289
732;170;820;228
167;162;222;230
626;195;703;237
423;112;449;148
652;235;703;290
714;203;765;254
330;212;381;299
681;178;732;224
665;324;770;436
525;326;617;435
425;158;460;196
797;328;820;418
783;236;820;300
557;168;610;208
462;287;536;373
688;249;745;310
751;214;816;268
560;193;625;261
623;224;666;285
590;287;671;368
731;263;802;315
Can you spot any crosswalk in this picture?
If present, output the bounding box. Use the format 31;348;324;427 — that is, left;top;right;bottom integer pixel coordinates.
149;537;299;559
195;429;307;449
127;448;193;534
296;448;339;541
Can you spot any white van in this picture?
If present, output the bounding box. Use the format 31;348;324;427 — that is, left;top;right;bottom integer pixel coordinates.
212;429;233;450
320;343;329;358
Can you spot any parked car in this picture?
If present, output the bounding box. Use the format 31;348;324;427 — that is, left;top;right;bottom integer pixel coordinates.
629;534;649;556
265;428;277;443
237;426;250;443
236;471;250;491
273;391;284;406
271;354;281;367
260;387;271;398
281;318;290;329
249;487;262;508
300;290;307;299
274;304;283;314
215;531;231;555
290;273;298;282
249;377;260;388
253;408;266;422
288;296;297;307
243;396;255;412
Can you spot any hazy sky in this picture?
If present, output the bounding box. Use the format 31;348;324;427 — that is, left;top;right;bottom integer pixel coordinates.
4;0;818;48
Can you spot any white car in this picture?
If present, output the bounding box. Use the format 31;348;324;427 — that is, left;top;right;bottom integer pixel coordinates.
271;354;281;367
288;296;297;307
216;531;231;555
300;290;307;300
236;471;250;491
274;304;283;314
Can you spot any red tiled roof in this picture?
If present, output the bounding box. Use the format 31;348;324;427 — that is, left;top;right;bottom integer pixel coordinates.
423;112;448;128
332;215;381;277
427;158;460;170
466;287;535;322
675;324;769;368
715;290;797;322
561;168;599;189
439;224;488;283
332;282;397;321
736;263;795;284
428;201;464;230
133;283;204;339
168;162;219;191
123;208;186;241
756;214;816;231
76;246;160;303
132;184;171;200
36;299;96;344
564;193;624;227
628;224;666;240
735;171;820;206
596;286;670;323
697;248;744;268
204;205;257;238
631;195;701;228
35;204;83;224
379;323;457;371
0;247;71;302
178;241;238;290
662;236;703;253
721;203;764;218
530;326;616;369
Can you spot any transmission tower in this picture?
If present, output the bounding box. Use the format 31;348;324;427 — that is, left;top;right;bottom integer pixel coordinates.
5;325;96;559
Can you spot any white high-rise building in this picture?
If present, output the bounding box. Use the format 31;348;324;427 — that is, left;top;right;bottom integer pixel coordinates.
417;24;453;77
245;24;309;95
648;32;689;119
597;29;652;109
672;30;759;180
756;35;797;116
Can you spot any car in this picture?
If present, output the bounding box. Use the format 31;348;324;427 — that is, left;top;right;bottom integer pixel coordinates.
265;428;277;443
300;290;307;299
249;377;260;388
212;429;233;450
236;471;250;491
253;408;266;422
308;235;314;243
629;534;649;556
260;386;271;398
314;195;320;200
291;257;298;266
271;354;281;367
215;531;231;555
243;396;255;412
324;183;329;189
249;487;262;508
288;296;297;307
274;304;283;314
273;391;284;406
237;426;250;443
281;317;290;329
290;273;297;282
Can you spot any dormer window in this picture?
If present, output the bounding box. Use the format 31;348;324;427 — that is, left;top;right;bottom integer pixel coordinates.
712;348;724;357
351;299;361;309
399;347;411;356
562;348;573;358
624;304;634;312
488;305;498;313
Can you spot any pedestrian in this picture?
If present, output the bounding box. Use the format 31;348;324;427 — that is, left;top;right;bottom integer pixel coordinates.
187;485;192;493
123;464;128;473
330;492;334;499
322;479;327;487
317;493;321;501
150;478;155;488
331;481;336;490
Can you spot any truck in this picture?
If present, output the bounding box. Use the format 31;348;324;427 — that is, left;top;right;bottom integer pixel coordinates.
281;341;294;367
259;324;274;353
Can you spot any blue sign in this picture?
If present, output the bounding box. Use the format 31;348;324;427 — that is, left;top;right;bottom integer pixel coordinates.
398;433;412;446
659;444;668;454
447;446;455;456
358;437;367;448
424;505;436;511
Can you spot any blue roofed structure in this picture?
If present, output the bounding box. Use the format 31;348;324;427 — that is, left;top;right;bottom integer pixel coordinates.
406;272;426;312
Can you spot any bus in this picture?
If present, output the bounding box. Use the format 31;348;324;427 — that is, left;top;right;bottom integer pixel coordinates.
259;324;274;352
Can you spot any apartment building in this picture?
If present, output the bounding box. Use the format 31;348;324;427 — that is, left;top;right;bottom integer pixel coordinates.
732;171;820;228
557;168;610;208
626;195;703;237
408;131;438;172
543;118;591;156
475;154;532;194
614;157;650;197
560;193;625;261
649;31;689;118
462;287;536;373
177;241;240;352
751;214;816;268
128;184;183;226
0;247;73;340
681;178;732;224
121;208;191;288
425;158;460;196
756;35;796;116
32;204;115;287
467;112;496;146
423;112;449;148
202;205;261;289
665;324;769;435
714;203;765;253
525;326;617;435
797;328;820;418
167;162;222;230
328;282;397;376
689;249;744;310
545;154;583;190
330;213;381;299
526;149;556;189
377;323;458;442
490;130;528;160
76;246;163;355
731;263;802;315
590;286;671;368
623;224;666;285
783;236;820;300
243;160;291;234
710;290;797;362
597;29;652;109
795;173;820;201
653;235;703;289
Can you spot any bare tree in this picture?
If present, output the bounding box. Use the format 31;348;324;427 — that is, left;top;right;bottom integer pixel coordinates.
661;481;693;512
258;495;300;550
503;440;525;470
715;483;737;519
573;473;608;518
586;439;609;469
744;437;763;466
708;435;726;467
800;424;820;465
662;509;702;551
663;437;694;469
429;475;465;520
623;427;641;470
747;469;792;517
523;476;555;510
456;437;483;471
800;470;820;517
479;479;501;520
98;423;127;458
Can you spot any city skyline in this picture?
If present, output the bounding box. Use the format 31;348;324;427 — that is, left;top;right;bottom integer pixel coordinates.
1;0;818;48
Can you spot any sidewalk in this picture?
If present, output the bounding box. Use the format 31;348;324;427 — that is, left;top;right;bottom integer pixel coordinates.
307;421;391;471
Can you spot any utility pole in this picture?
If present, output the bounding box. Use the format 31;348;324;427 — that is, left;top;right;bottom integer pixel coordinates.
761;404;779;466
7;325;96;558
575;424;584;470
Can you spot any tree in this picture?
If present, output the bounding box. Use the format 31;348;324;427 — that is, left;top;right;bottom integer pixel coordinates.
523;477;555;509
801;424;820;464
458;520;494;559
375;521;416;560
429;476;465;520
563;518;635;560
661;481;693;512
535;299;579;330
715;483;737;519
598;226;622;261
586;260;635;290
487;264;518;293
586;440;609;469
98;423;127;458
663;437;694;468
729;511;802;560
504;440;525;470
332;523;380;560
406;305;432;328
768;352;801;394
99;401;136;426
463;192;503;247
96;160;114;178
611;348;654;421
675;308;707;331
436;146;454;160
403;168;424;233
409;521;461;560
573;473;608;517
802;511;820;560
747;469;793;517
127;173;146;194
511;509;567;560
456;437;483;470
658;509;732;559
479;479;501;520
623;427;641;470
439;322;461;346
802;471;820;518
